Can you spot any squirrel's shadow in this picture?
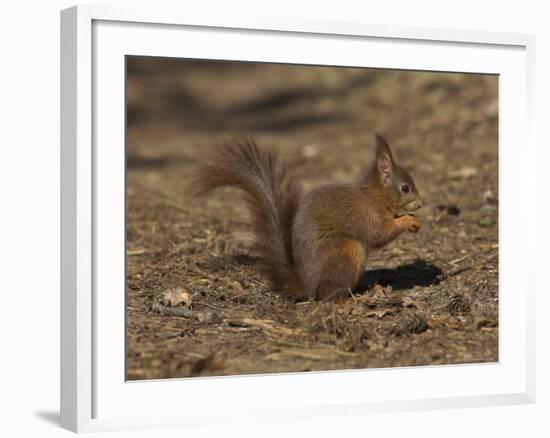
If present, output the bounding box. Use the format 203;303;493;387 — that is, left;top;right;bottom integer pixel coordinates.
229;255;443;293
356;260;442;292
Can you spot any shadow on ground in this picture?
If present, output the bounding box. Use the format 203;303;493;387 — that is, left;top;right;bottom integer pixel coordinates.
357;260;443;291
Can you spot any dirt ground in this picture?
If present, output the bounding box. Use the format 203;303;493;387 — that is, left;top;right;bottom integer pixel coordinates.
125;57;499;380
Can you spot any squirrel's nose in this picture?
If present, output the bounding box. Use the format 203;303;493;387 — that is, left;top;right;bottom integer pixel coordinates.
417;196;424;208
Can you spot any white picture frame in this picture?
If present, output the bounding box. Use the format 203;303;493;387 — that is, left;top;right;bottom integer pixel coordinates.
60;4;536;433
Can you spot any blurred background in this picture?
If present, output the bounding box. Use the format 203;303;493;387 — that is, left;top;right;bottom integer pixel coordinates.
126;57;498;193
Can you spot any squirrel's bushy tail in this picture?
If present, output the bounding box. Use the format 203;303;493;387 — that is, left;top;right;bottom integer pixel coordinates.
188;139;302;294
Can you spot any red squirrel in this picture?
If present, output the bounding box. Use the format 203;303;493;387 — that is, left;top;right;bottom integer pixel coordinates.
189;134;423;301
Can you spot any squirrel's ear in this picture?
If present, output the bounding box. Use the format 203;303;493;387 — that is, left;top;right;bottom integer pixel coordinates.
374;134;394;161
374;134;394;182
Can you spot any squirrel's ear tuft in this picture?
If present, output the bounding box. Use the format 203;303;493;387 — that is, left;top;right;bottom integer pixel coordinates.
374;134;394;160
374;134;394;182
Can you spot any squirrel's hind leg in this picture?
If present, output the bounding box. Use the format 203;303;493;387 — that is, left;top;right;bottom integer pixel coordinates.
315;239;366;301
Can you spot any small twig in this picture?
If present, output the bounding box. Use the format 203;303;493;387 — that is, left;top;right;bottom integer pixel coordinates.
227;318;298;336
194;301;225;312
151;302;221;324
347;287;358;304
448;254;470;265
266;346;356;361
438;265;472;281
127;248;148;256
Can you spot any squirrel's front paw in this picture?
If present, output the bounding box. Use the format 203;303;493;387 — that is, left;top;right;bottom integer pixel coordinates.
404;215;422;233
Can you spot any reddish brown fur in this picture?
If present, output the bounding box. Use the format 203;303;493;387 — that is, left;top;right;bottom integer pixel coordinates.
188;139;301;292
188;136;422;301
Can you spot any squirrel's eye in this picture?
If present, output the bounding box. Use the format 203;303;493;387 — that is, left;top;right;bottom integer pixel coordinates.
401;184;410;193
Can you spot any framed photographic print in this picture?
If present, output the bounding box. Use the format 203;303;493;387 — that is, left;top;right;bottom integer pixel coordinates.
60;4;536;433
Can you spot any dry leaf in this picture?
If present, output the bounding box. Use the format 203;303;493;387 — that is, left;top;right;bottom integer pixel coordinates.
450;166;478;179
366;309;395;319
161;287;193;308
